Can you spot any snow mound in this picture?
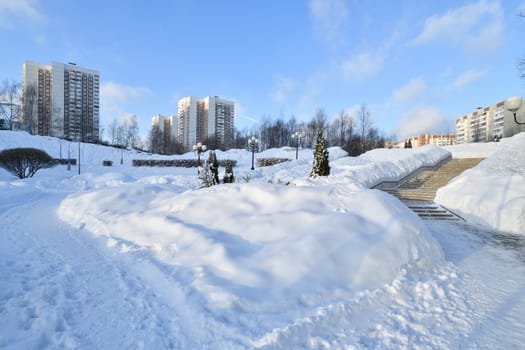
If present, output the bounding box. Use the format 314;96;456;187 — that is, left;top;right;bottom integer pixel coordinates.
295;145;450;188
442;141;500;159
58;181;443;323
436;132;525;234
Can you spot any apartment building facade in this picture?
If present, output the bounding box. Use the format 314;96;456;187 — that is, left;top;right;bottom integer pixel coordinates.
151;114;178;154
177;96;234;151
456;98;525;143
22;61;100;142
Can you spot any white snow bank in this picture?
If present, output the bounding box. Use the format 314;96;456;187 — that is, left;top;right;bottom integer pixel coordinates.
436;133;525;234
58;181;443;323
295;145;451;188
442;141;500;158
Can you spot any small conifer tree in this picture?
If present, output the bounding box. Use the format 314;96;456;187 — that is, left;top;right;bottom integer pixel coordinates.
310;130;330;177
208;150;219;185
223;161;235;183
198;160;216;187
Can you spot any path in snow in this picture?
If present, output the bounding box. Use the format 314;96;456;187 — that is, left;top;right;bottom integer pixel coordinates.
2;186;524;349
426;220;525;349
0;189;246;349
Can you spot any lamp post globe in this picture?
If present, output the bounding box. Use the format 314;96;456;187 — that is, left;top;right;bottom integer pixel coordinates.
291;132;302;160
193;142;207;170
504;96;525;125
248;136;258;170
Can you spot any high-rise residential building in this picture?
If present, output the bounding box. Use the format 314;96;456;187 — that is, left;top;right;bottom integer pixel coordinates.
455;98;525;143
151;114;178;154
177;96;234;151
22;61;100;142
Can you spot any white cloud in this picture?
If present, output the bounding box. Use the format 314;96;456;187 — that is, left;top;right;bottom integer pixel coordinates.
341;51;385;81
393;78;426;104
268;77;296;103
452;69;486;89
0;0;44;29
99;82;153;132
100;81;152;108
410;0;503;51
395;107;450;138
308;0;348;45
340;30;401;82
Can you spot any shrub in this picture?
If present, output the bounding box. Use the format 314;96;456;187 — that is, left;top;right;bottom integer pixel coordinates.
0;148;54;179
256;158;290;167
132;159;237;168
198;161;217;188
208;151;219;185
223;162;235;183
53;158;77;165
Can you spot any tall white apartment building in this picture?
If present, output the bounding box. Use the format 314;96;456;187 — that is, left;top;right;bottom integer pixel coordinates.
22;61;100;142
177;96;234;151
151;114;178;154
456;98;525;143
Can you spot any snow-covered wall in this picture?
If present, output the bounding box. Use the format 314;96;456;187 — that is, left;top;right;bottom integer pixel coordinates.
436;133;525;234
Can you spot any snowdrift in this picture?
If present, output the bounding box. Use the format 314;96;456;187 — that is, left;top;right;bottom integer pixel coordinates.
436;133;525;234
58;180;443;322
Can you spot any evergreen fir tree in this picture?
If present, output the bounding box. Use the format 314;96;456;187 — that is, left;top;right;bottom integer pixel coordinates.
198;160;216;187
223;162;235;183
310;129;330;177
208;150;219;185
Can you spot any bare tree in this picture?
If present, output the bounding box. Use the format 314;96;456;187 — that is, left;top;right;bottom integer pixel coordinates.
149;125;162;153
0;79;22;130
357;104;372;153
327;110;354;148
22;84;38;134
107;118;118;145
304;108;328;147
123;114;139;148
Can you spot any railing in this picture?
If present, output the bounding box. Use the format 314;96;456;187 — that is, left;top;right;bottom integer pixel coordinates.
371;154;452;190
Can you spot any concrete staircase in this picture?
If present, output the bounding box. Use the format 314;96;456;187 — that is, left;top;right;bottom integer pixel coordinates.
385;158;485;202
382;158;484;220
403;201;463;221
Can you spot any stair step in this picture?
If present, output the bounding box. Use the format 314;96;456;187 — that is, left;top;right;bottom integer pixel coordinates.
379;158;481;220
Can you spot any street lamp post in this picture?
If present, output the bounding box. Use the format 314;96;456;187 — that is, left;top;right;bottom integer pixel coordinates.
291;131;303;160
248;136;258;170
193;142;207;171
504;96;525;125
67;143;71;171
78;141;81;175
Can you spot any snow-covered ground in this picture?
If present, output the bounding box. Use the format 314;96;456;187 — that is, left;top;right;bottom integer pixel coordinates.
437;133;525;234
1;130;524;349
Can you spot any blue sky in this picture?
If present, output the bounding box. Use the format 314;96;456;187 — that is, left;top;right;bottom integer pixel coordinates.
1;0;525;140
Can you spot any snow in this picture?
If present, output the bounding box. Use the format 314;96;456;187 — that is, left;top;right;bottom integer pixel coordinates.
442;141;500;159
436;133;525;234
1;130;525;348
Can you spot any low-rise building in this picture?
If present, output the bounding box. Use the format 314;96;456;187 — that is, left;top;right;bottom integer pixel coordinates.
455;98;525;143
390;133;456;148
